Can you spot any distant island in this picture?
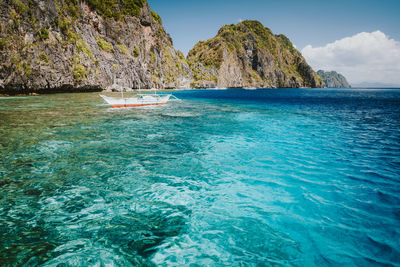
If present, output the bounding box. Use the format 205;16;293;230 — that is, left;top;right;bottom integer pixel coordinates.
317;70;350;88
351;82;400;88
0;0;325;95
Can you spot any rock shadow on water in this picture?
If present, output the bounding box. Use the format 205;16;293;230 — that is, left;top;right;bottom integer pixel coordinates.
0;222;58;266
98;209;187;261
1;203;189;266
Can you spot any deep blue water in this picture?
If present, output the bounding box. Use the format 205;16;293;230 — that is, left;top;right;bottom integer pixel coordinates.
0;88;399;266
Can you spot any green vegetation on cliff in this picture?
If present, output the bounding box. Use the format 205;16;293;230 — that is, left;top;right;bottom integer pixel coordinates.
96;37;114;52
0;38;5;50
86;0;146;20
151;11;162;24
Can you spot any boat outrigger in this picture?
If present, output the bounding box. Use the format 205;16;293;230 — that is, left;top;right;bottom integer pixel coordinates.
100;82;178;108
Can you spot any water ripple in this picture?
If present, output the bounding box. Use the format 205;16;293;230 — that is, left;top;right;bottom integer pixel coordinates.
0;89;399;266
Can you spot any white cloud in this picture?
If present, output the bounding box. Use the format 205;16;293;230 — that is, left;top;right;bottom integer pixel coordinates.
301;31;400;85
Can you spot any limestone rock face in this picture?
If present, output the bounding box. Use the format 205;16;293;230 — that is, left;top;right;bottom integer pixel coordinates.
0;4;326;94
317;70;351;88
188;20;325;89
0;0;192;94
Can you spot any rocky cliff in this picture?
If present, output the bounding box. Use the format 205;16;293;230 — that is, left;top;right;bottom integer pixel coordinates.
317;70;351;88
188;20;325;89
0;4;326;94
0;0;192;94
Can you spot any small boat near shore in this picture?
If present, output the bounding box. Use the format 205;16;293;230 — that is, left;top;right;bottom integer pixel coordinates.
100;81;179;108
100;93;172;108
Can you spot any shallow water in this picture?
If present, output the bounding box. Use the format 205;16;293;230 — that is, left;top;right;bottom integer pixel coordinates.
0;89;399;266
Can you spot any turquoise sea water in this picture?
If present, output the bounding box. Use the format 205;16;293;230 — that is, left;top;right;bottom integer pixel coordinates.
0;89;399;266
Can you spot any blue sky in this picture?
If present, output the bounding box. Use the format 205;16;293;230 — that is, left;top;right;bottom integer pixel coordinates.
148;0;400;55
147;0;400;85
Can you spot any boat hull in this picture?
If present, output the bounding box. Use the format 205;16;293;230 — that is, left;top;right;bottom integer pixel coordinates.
109;102;167;108
100;94;171;108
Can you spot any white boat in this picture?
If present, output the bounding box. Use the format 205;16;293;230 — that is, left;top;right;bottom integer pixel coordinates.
100;93;172;108
100;81;176;108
